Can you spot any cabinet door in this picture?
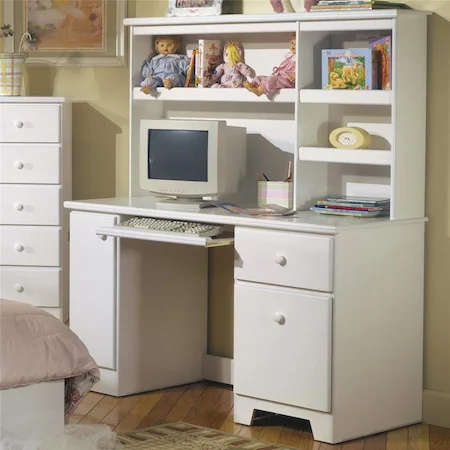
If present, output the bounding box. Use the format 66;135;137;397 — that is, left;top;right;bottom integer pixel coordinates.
234;282;332;412
69;211;119;370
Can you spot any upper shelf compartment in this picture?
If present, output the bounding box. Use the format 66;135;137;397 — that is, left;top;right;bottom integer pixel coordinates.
133;87;296;103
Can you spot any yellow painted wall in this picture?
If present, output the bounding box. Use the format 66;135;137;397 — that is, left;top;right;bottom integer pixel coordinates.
3;0;449;424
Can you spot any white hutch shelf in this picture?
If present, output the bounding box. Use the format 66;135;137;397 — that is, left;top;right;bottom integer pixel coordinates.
125;8;427;222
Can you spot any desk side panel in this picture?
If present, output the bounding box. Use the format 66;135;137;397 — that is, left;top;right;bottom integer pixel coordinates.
69;211;119;371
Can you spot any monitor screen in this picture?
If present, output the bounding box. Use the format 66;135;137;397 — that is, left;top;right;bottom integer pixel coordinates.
147;129;208;182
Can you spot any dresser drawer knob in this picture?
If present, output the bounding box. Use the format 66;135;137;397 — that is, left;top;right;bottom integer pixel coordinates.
275;254;287;266
14;202;24;211
14;284;24;293
14;243;24;252
14;120;24;129
14;161;24;170
272;313;285;325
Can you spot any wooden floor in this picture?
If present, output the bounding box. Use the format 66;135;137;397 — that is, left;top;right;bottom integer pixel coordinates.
66;381;449;449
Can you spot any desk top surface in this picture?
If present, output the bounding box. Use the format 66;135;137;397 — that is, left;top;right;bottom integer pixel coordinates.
64;196;426;235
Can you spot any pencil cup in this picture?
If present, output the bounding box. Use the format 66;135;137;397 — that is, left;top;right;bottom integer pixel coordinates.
258;181;293;209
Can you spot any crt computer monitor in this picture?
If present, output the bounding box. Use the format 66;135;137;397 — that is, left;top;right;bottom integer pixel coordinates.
139;119;247;209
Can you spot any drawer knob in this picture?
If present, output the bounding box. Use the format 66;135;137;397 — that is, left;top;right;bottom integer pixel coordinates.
14;202;24;211
14;120;24;129
14;243;24;252
272;313;285;325
14;284;24;293
14;161;24;170
275;254;287;266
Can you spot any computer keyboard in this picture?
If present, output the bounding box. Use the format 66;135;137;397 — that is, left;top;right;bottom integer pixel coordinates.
115;217;223;237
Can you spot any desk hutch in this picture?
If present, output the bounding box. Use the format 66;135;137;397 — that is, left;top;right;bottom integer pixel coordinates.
65;10;428;444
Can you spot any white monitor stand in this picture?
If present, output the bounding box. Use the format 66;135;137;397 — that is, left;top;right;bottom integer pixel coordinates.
155;197;215;212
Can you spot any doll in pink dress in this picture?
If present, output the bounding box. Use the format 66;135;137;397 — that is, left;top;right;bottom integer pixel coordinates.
211;41;256;88
244;34;296;97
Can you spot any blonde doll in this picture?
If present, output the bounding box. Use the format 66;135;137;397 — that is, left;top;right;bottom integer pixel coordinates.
211;41;255;88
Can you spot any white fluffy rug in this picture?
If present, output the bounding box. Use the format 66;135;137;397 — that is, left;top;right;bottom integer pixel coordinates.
0;425;123;450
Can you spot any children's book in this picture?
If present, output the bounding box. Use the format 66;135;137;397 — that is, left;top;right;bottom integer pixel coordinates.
322;48;379;90
185;49;198;87
369;36;392;90
195;39;222;88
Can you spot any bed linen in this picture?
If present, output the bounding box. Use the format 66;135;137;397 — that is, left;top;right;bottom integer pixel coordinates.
0;299;100;413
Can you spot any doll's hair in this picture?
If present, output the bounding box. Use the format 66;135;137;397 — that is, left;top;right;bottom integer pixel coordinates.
224;41;245;66
154;35;181;53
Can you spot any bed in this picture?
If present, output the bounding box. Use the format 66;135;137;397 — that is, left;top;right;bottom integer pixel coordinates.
0;298;100;443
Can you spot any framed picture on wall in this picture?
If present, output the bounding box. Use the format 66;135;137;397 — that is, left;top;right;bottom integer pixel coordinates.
3;0;126;66
167;0;224;17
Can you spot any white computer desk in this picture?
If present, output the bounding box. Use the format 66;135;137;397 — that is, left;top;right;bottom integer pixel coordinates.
64;195;426;444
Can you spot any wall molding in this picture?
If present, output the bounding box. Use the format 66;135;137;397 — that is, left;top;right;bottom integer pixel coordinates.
203;354;233;385
423;389;450;428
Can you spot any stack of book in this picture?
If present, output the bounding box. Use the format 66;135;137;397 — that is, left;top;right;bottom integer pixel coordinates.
310;196;390;217
310;0;412;12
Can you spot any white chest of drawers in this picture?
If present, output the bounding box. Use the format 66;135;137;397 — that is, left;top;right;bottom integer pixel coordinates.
0;97;72;322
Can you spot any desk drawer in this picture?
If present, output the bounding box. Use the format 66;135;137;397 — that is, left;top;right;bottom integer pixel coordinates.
0;145;61;184
0;226;60;266
234;227;333;292
0;267;61;307
0;104;60;143
0;185;61;225
234;282;332;412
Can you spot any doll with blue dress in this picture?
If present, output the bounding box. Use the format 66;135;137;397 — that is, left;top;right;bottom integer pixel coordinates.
140;35;191;94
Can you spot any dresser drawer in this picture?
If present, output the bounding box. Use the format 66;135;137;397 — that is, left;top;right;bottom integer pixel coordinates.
0;185;61;225
234;227;334;292
0;104;60;143
0;267;61;307
0;144;61;184
234;281;332;412
0;226;60;266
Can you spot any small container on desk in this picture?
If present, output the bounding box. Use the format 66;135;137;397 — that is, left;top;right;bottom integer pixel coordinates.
258;181;293;209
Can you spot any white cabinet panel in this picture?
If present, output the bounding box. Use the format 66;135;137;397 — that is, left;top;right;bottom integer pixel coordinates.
235;227;334;292
234;281;332;412
0;226;60;266
0;185;61;225
0;104;60;143
0;267;61;307
69;211;119;370
0;145;61;184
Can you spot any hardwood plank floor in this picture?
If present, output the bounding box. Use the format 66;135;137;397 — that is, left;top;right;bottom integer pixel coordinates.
66;381;447;449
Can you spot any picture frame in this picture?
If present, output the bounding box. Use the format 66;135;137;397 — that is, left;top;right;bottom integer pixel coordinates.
167;0;224;17
3;0;127;66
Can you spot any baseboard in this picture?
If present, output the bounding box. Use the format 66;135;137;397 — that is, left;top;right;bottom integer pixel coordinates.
202;354;233;385
423;389;450;428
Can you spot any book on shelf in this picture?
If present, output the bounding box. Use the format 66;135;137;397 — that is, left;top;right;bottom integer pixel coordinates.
195;39;222;88
310;0;412;11
311;196;391;217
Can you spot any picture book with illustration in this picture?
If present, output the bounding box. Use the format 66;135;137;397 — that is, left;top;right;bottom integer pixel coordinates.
369;36;392;90
322;48;379;90
195;39;222;88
